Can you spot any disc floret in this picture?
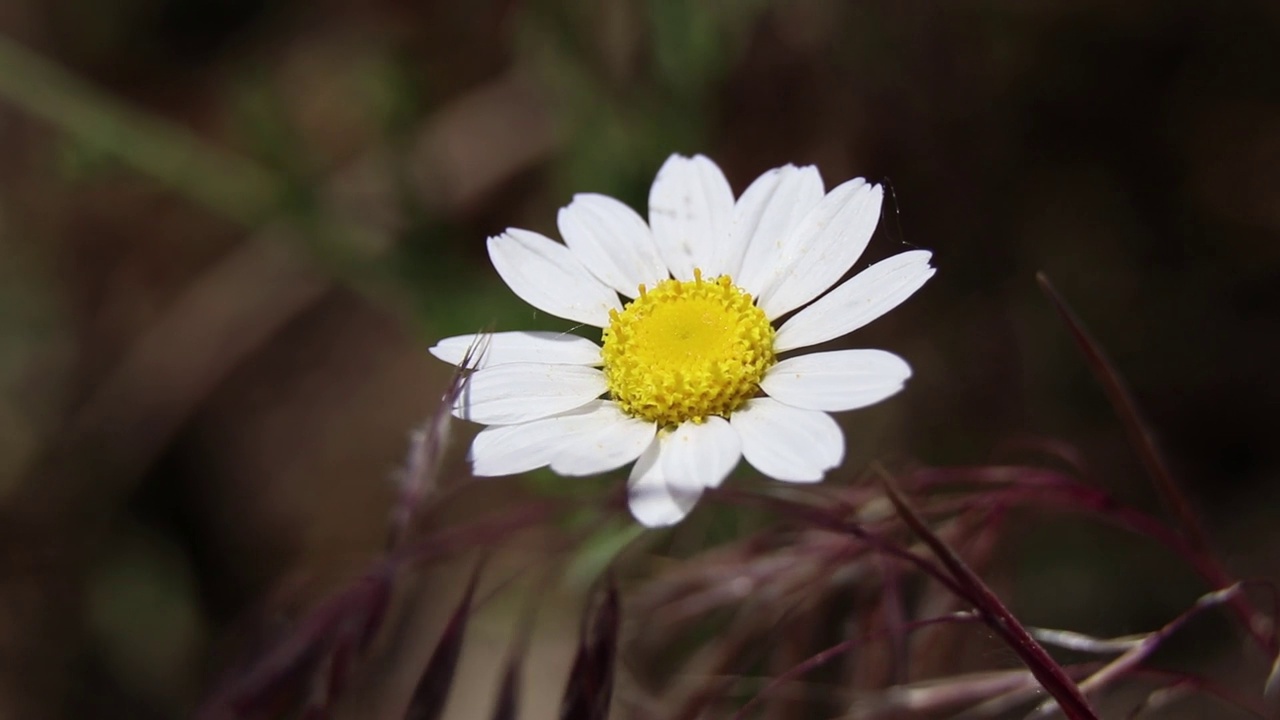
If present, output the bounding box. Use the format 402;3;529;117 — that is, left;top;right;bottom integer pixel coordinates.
601;269;776;426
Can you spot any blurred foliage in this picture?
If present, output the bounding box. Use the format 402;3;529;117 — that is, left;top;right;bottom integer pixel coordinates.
0;0;1277;717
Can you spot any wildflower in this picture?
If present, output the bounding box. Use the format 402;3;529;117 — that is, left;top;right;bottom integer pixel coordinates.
431;154;934;527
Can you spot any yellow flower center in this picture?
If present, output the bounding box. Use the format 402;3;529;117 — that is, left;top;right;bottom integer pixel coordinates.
601;269;776;426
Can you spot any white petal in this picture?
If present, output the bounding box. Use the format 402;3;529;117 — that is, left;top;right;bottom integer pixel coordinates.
558;193;669;298
628;439;699;527
730;165;825;297
453;362;605;424
468;400;655;477
730;398;844;483
774;251;935;352
760;349;911;412
430;331;602;368
549;401;657;476
660;417;742;492
469;421;565;476
488;229;623;327
756;179;885;319
647;154;735;280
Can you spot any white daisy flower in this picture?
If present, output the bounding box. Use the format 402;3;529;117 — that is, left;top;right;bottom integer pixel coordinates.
431;154;934;527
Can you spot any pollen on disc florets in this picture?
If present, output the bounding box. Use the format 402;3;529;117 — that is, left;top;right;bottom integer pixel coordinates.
601;269;776;427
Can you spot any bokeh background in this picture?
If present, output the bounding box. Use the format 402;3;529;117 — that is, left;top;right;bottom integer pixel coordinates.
1;1;1278;718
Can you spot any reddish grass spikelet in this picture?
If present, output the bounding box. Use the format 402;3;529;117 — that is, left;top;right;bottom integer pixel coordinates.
489;562;552;720
197;565;394;720
197;272;1278;719
667;606;796;720
404;561;484;720
488;658;521;720
560;576;620;720
193;336;561;720
729;613;984;720
389;333;488;549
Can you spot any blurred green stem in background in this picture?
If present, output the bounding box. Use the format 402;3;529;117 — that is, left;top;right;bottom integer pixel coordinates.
0;34;407;297
0;34;285;227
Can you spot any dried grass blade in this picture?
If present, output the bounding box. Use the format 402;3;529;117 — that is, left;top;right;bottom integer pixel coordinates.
705;487;969;600
1265;651;1280;716
731;613;981;720
1122;670;1273;719
1030;584;1244;717
924;464;1277;656
1034;274;1279;669
848;668;1071;720
1029;627;1144;655
1036;273;1204;551
878;474;1099;720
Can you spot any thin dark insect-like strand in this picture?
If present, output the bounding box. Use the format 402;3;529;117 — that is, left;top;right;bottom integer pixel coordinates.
879;176;919;251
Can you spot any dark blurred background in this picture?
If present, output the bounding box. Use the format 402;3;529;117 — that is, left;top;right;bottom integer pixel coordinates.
0;1;1278;718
